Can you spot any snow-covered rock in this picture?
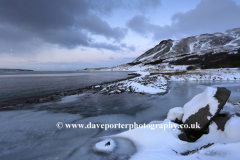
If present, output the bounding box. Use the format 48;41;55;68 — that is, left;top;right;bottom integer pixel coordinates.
198;115;240;144
93;139;116;153
100;74;168;94
167;107;184;122
71;137;136;159
70;87;240;159
182;87;231;130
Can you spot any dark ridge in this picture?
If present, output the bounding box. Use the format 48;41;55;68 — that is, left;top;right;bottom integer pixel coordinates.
177;53;191;57
144;59;165;65
186;66;197;70
127;61;142;66
150;71;187;76
170;48;240;69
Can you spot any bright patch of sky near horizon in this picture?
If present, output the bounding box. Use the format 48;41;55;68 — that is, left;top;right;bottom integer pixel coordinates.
0;0;240;71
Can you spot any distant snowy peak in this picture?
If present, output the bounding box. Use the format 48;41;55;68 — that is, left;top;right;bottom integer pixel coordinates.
131;27;240;66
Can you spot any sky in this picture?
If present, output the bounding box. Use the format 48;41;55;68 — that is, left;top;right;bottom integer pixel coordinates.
0;0;240;71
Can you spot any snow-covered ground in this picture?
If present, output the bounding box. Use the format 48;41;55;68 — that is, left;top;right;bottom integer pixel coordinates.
95;63;189;72
92;88;240;160
111;118;240;160
99;71;168;94
96;68;240;95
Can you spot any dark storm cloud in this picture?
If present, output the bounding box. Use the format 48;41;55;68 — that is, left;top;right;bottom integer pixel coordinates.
171;0;240;35
91;43;122;51
0;0;128;53
79;13;128;41
133;0;161;12
127;0;240;40
91;42;136;52
127;15;150;37
127;15;174;39
0;0;162;54
88;0;161;14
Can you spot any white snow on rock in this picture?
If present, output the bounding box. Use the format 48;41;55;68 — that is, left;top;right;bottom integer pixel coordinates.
101;74;168;94
96;68;240;96
198;116;240;144
110;119;240;160
223;116;240;143
167;107;184;121
182;87;219;123
93;139;116;153
114;119;183;159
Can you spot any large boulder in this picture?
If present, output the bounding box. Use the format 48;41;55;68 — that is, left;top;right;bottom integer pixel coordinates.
182;87;231;131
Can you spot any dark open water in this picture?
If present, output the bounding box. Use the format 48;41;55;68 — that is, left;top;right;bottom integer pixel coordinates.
0;71;133;104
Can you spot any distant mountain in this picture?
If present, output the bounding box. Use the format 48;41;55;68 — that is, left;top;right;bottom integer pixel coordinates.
0;69;33;71
127;27;240;69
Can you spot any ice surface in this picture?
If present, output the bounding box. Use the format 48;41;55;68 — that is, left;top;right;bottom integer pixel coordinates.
220;102;238;115
57;94;85;103
197;82;240;102
2;81;240;159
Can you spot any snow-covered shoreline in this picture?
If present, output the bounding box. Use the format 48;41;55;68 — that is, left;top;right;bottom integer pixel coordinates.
99;71;168;95
90;87;240;160
95;68;240;95
2;68;240;110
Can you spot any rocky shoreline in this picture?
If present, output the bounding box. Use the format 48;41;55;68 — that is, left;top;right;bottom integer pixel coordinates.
0;69;33;71
0;75;139;110
2;68;240;111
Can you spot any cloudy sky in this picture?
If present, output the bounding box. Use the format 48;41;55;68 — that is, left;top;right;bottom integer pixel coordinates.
1;0;240;71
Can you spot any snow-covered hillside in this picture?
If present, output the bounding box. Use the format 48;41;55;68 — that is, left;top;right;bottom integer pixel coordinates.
133;28;240;64
85;27;240;72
